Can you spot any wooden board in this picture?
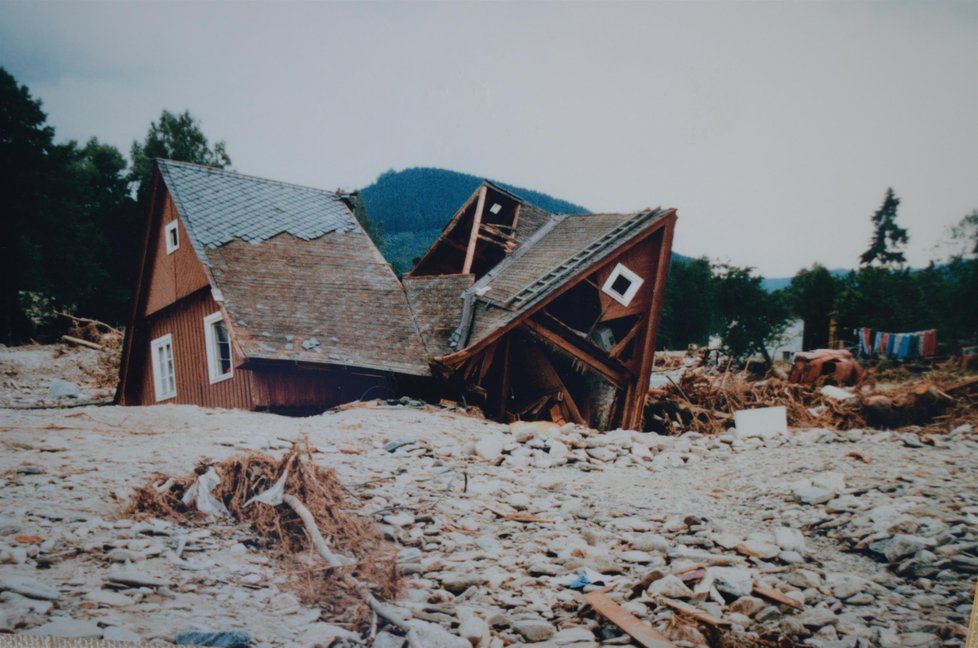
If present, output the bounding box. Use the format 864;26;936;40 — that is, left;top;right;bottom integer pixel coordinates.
581;591;675;648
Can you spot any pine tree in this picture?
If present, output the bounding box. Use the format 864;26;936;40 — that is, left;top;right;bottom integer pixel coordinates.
860;188;908;267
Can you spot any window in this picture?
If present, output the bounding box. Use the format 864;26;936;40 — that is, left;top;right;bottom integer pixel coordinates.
203;312;233;383
601;262;644;307
165;221;179;254
150;334;176;401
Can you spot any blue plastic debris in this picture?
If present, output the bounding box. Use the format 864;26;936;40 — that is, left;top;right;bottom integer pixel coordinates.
174;630;252;647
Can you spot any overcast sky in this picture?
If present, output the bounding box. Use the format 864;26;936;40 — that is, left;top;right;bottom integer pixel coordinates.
2;1;976;277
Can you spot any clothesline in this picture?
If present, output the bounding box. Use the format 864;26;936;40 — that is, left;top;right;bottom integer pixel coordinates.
856;327;937;359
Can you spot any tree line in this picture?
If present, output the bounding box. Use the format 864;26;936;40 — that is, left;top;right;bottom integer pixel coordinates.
659;190;978;362
1;67;230;343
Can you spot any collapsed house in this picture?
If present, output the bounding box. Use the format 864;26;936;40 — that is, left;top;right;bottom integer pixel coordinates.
117;161;676;430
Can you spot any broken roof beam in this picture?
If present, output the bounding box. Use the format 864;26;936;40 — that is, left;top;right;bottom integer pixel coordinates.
522;316;630;389
461;186;488;275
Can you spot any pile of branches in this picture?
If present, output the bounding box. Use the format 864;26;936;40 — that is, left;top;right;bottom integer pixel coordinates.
645;366;978;436
57;311;123;389
128;442;399;624
646;368;859;435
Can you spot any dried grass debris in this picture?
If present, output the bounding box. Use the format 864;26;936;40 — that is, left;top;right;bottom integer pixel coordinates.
127;441;399;623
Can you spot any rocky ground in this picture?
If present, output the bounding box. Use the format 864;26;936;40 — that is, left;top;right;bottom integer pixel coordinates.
0;345;976;647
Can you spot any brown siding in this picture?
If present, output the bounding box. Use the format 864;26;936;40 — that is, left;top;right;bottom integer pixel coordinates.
145;195;210;316
249;366;388;411
134;290;255;408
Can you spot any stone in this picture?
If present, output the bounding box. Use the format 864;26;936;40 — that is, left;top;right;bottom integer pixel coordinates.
869;535;936;563
619;550;655;564
708;567;753;598
793;485;834;505
651;452;684;468
630;533;670;553
900;433;925;448
728;595;765;617
900;633;941;648
440;572;488;594
0;575;60;600
508;493;530;510
384;512;415;528
403;621;470;648
797;606;838;629
25;617;102;638
513;618;556;642
774;527;806;552
47;378;81;399
647;574;694;599
737;539;780;560
85;589;134;607
298;622;364;646
755;606;781;623
474;435;506;460
825;573;867;600
457;606;490;648
373;632;406;648
552;626;596;644
548;440;569;461
811;471;846;492
105;568;167;589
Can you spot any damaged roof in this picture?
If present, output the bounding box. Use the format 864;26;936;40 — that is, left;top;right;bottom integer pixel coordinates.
453;209;672;354
158;160;430;376
157;160;357;262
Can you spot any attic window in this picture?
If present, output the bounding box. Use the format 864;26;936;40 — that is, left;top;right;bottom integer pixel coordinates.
165;221;179;254
601;263;644;307
489;202;502;215
203;311;233;383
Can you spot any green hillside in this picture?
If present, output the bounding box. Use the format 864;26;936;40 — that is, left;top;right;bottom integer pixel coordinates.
360;167;589;272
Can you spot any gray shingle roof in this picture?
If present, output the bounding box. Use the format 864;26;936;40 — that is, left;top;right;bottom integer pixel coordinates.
157;160;356;261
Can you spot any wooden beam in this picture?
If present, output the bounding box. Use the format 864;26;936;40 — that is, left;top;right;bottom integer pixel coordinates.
621;218;676;430
608;318;643;359
581;591;675;648
492;336;511;419
462;185;488;275
522;318;628;389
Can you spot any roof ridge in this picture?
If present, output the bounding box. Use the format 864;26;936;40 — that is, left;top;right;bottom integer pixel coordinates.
157;159;343;198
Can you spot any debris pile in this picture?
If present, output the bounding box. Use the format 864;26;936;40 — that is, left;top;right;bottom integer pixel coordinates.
646;365;978;436
128;443;399;624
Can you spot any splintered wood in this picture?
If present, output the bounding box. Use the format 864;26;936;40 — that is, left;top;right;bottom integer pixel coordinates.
645;364;978;436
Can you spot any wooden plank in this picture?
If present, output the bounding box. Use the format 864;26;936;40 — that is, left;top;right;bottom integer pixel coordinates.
622;218;675;429
580;591;675;648
752;582;804;611
608;319;642;359
492;336;511;419
654;596;731;627
522;318;628;389
462;185;488;275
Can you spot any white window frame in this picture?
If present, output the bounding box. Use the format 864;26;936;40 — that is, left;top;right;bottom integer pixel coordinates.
164;220;180;254
203;311;233;384
601;262;644;307
150;334;176;401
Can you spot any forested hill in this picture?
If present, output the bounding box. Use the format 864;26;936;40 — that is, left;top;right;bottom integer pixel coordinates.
359;167;589;233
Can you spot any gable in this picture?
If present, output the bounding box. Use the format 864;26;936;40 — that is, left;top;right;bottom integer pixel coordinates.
409;182;553;279
144;192;211;316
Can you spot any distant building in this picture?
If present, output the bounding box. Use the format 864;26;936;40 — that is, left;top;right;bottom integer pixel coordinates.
118;161;676;430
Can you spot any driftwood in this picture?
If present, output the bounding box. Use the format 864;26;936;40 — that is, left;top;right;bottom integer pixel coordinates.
581;590;674;648
61;334;102;350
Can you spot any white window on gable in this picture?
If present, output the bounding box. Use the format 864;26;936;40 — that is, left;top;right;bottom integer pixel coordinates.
203;311;233;383
150;334;176;401
165;220;180;254
601;262;644;307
